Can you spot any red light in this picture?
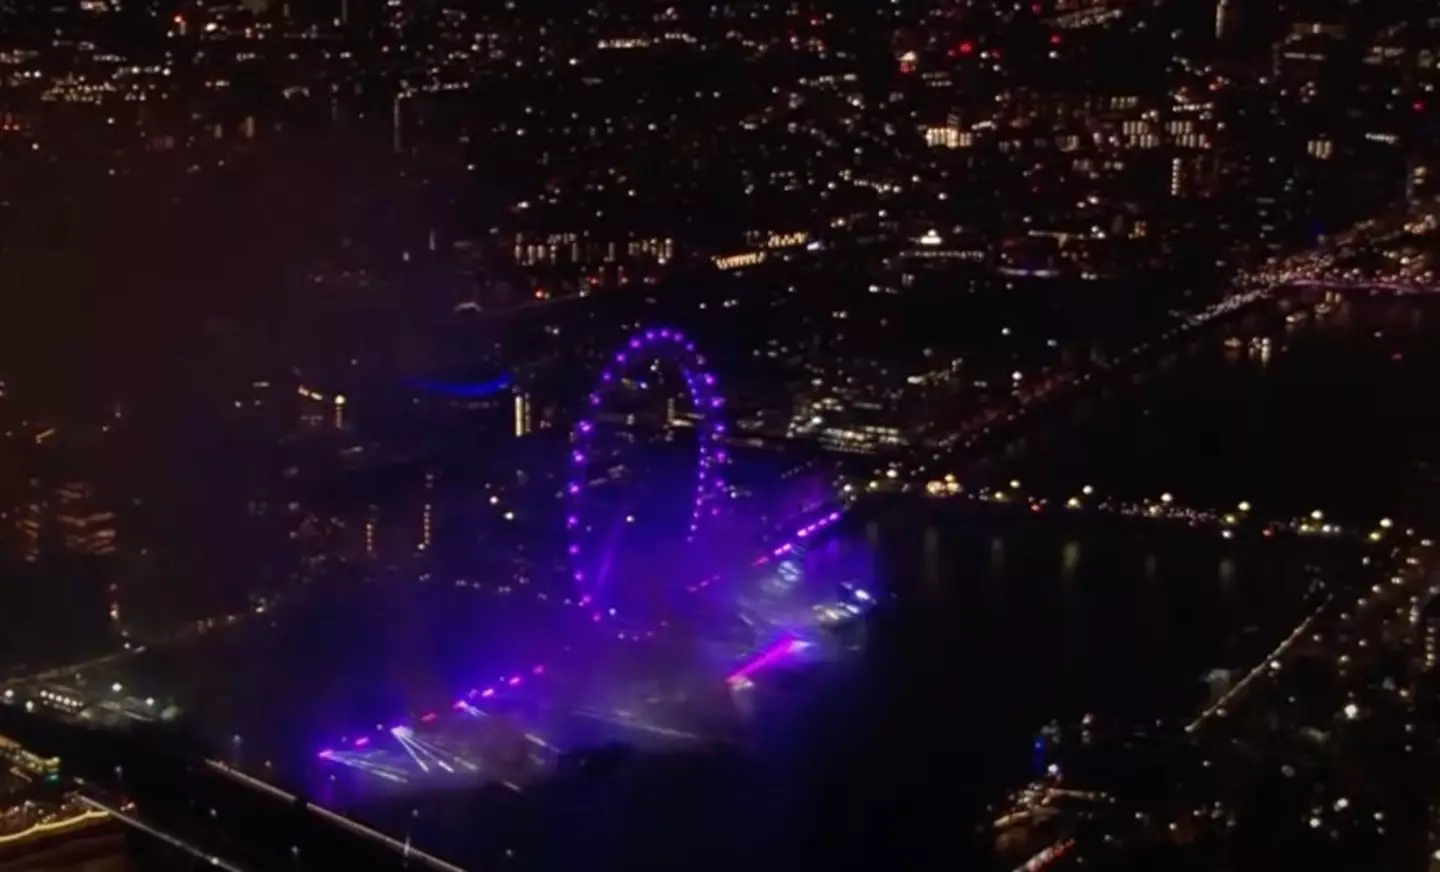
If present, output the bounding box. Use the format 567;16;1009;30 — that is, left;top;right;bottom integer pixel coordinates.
1050;33;1063;46
958;40;974;55
1031;2;1043;12
1415;100;1426;112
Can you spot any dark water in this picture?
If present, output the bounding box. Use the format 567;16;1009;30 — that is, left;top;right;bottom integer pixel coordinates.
1002;297;1440;524
718;297;1440;868
850;505;1327;716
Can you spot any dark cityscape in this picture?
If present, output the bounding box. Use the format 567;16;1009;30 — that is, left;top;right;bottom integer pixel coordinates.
2;0;1440;870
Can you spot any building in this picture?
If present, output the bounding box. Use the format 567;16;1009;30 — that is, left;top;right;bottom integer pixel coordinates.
54;482;116;557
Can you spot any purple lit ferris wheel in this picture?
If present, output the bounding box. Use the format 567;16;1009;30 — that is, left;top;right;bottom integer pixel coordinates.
565;327;729;613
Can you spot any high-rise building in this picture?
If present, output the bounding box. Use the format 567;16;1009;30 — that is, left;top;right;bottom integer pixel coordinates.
3;477;123;660
54;482;117;557
17;482;44;564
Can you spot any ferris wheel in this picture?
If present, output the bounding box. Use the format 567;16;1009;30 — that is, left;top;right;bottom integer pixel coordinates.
563;327;730;618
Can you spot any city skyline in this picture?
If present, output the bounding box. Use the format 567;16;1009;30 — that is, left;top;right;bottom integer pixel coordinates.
2;1;1440;870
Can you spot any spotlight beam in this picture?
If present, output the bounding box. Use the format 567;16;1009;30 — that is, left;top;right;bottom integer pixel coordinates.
727;637;810;685
397;734;453;773
389;729;430;772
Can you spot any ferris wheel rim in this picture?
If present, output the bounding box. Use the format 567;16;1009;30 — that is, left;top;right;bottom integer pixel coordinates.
564;326;729;612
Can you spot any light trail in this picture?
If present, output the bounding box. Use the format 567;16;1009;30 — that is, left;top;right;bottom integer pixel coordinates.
76;794;250;872
389;729;432;772
318;750;411;782
399;735;454;774
1011;838;1074;872
401;732;477;772
1186;596;1330;733
0;809;109;846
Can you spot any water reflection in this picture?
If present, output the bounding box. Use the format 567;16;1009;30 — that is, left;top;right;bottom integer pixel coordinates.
921;527;941;593
989;536;1007;575
859;502;1326;732
1218;555;1237;599
1059;541;1081;581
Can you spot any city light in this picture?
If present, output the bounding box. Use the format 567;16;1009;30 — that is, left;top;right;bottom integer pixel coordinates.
8;7;1440;869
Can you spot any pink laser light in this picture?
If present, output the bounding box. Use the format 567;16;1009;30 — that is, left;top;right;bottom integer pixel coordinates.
726;637;808;685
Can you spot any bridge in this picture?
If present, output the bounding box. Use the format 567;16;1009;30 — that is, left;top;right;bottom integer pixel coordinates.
942;483;1427;549
1235;196;1440;295
1284;277;1440;294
